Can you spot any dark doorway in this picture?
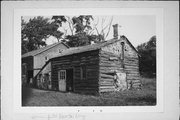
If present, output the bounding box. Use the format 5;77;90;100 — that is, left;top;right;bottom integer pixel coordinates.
66;69;74;92
27;70;33;84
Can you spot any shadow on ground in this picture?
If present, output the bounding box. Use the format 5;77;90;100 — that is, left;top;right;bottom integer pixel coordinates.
22;86;33;106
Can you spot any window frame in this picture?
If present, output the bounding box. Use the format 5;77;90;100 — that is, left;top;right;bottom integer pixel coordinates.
80;66;86;80
58;70;66;81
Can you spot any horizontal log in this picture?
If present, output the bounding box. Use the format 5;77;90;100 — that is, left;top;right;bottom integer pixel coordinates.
124;63;138;66
100;78;114;82
100;67;123;70
126;72;139;76
124;61;138;64
99;89;115;92
99;87;115;90
100;80;114;83
127;77;140;80
100;74;114;79
127;73;140;75
99;83;114;86
101;50;120;56
125;69;139;72
100;53;119;58
52;63;99;68
99;86;115;89
124;60;138;63
53;58;99;63
124;64;139;67
100;61;121;65
126;74;139;77
125;67;139;70
100;71;115;75
100;63;121;67
126;71;139;74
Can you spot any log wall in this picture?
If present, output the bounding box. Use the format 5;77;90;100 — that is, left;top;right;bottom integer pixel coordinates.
51;50;99;94
100;39;141;91
99;50;124;92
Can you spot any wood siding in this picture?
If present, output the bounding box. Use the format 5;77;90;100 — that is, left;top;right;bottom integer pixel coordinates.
33;44;68;77
100;39;141;92
51;50;99;94
99;50;124;92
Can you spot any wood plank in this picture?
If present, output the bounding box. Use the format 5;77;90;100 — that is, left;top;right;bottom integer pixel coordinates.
99;89;115;92
100;78;114;82
99;86;115;89
100;74;114;79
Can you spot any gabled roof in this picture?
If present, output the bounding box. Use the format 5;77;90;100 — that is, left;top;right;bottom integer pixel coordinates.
22;42;69;58
34;36;138;78
121;35;139;54
50;36;139;60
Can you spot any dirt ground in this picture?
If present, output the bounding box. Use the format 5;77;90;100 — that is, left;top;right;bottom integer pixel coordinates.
22;77;156;106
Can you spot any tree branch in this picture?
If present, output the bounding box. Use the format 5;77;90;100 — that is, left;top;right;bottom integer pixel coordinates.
105;16;113;39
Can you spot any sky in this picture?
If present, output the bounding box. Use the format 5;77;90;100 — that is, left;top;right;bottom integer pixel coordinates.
22;15;156;47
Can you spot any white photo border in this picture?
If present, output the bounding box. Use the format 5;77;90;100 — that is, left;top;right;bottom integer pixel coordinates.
13;8;164;113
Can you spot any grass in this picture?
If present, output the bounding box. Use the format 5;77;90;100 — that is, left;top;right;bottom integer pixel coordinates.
22;77;156;106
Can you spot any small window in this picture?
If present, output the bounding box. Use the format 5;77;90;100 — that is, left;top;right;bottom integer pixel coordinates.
80;66;86;80
45;56;48;61
59;49;63;53
58;70;66;80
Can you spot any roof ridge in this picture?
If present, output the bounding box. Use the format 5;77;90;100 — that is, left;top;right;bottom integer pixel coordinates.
22;42;63;58
50;38;120;59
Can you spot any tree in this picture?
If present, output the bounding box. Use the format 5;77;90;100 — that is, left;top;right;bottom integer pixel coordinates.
137;35;156;77
51;15;112;47
91;16;113;41
21;16;65;54
22;15;115;54
65;15;94;47
21;18;29;54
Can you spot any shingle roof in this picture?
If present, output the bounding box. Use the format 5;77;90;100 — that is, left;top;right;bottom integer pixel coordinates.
22;42;69;58
50;36;138;60
34;36;138;78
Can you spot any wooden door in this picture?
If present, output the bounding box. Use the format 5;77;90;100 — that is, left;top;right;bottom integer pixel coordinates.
58;70;66;91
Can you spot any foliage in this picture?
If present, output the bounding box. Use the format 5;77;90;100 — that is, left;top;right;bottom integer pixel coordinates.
52;15;108;47
21;16;64;54
22;15;114;53
51;16;67;27
137;36;156;77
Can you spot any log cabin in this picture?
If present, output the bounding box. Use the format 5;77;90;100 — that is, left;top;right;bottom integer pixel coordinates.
22;42;69;86
35;24;141;94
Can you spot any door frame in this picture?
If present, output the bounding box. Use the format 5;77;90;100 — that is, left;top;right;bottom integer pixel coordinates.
58;70;66;91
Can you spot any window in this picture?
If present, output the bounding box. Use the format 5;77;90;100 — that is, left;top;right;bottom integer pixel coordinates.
59;49;63;53
80;66;86;80
45;56;48;62
58;70;66;80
